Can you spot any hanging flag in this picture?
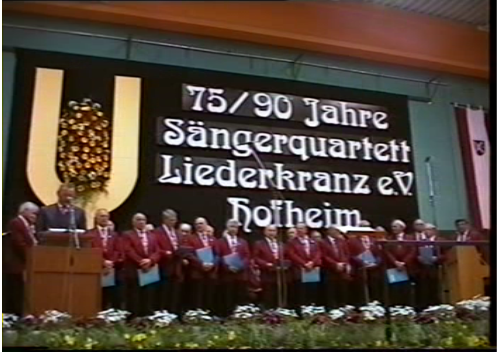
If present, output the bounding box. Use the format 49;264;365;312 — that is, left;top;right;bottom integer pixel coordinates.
455;106;490;230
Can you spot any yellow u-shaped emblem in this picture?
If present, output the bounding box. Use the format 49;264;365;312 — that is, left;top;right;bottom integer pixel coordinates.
26;68;141;226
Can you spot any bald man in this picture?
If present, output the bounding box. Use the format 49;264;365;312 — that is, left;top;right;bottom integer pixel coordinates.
87;209;123;310
122;213;161;317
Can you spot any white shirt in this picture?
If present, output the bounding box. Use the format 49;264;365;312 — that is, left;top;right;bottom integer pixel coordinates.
19;215;37;246
415;232;426;241
266;238;279;259
163;225;178;250
137;230;149;254
226;234;239;253
396;233;405;241
298;236;311;256
457;231;469;242
198;232;210;247
98;226;108;250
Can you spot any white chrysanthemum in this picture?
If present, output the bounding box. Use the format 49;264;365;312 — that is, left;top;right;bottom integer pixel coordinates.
360;302;385;320
456;296;490;313
328;309;345;321
40;310;71;324
146;310;177;327
2;314;19;329
96;309;130;323
390;306;416;317
301;305;326;317
183;309;213;322
270;308;299;318
233;304;261;315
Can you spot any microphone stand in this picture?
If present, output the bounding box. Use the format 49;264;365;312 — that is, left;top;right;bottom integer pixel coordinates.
425;157;448;303
69;204;80;250
245;143;288;308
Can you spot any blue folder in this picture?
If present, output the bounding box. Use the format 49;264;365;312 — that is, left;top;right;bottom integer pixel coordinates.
418;246;435;265
196;247;215;265
223;253;244;271
101;268;116;288
301;267;320;283
386;268;409;284
138;264;160;287
357;250;377;266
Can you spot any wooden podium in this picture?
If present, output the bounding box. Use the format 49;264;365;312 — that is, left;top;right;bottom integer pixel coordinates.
26;232;103;317
444;245;490;303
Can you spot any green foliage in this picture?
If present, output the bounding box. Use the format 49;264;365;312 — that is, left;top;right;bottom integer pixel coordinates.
4;319;490;349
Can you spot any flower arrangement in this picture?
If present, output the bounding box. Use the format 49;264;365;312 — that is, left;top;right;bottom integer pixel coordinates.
56;98;111;205
96;308;130;324
2;298;491;349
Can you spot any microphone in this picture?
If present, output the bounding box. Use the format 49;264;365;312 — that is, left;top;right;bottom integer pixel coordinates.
424;156;432;163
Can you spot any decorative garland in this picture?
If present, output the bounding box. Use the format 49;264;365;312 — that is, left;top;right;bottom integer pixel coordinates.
56;98;111;204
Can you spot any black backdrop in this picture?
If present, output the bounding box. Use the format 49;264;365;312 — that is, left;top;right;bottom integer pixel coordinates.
4;49;418;237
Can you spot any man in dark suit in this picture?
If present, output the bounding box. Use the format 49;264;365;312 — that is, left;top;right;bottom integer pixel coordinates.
253;225;287;309
87;209;124;310
320;226;353;309
122;213;161;317
214;219;251;317
36;184;87;232
4;202;40;315
285;223;321;311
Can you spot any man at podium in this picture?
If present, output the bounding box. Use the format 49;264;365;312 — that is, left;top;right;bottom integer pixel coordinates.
36;184;87;232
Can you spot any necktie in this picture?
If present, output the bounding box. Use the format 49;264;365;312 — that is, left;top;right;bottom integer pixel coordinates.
228;236;238;253
165;226;178;250
100;228;108;251
140;232;149;254
302;238;310;256
200;233;209;247
362;237;370;250
269;239;278;259
330;238;338;255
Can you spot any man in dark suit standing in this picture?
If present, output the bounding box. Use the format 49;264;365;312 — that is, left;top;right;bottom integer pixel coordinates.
36;184;87;232
3;202;40;315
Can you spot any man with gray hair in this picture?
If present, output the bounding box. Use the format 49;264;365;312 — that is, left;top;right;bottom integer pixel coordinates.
4;202;40;315
36;183;87;232
154;209;184;314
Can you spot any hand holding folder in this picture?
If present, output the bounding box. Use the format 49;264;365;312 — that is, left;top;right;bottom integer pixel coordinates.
196;247;214;265
301;267;320;283
223;253;244;271
138;264;160;287
101;268;116;288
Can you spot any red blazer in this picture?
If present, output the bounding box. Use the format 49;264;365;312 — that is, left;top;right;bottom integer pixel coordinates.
384;233;417;270
185;233;217;280
87;228;123;266
214;236;251;282
4;217;37;274
122;230;161;279
285;236;321;281
319;237;352;280
414;236;448;270
347;236;383;269
154;226;184;281
253;239;286;283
